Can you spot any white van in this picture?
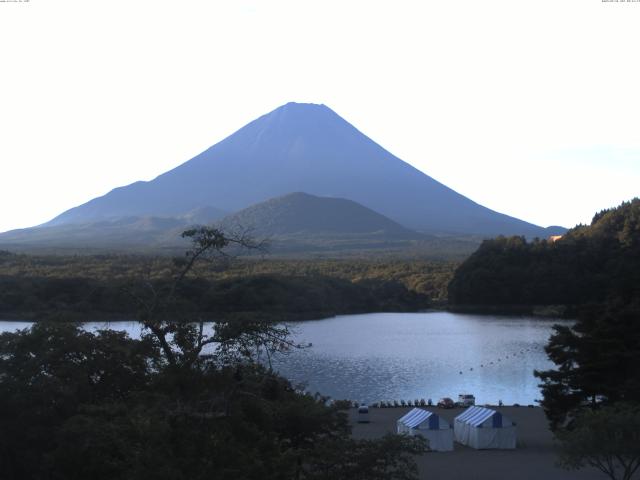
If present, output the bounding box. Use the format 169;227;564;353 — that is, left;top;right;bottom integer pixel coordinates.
458;394;476;407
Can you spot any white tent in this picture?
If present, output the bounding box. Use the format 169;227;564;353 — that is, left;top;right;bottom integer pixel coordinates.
454;406;516;449
396;408;454;452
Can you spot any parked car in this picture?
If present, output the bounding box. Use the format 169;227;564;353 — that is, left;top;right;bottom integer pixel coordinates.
357;405;370;423
458;394;476;407
437;397;455;409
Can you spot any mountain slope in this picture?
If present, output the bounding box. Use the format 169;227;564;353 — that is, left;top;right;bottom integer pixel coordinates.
0;192;484;256
0;207;226;250
45;102;553;237
220;192;420;238
0;216;190;249
216;192;430;254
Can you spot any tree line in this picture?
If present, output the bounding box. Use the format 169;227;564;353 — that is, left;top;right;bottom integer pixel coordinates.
448;198;640;311
0;253;457;321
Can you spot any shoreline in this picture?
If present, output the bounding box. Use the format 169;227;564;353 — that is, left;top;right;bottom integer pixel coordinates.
0;305;573;323
447;304;575;318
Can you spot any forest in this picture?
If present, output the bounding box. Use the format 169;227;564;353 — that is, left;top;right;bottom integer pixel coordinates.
3;198;639;323
448;198;640;312
0;251;456;322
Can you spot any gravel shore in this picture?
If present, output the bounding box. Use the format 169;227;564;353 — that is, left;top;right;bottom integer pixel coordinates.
349;406;604;480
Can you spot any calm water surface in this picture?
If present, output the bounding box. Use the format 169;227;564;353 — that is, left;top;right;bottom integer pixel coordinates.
273;312;566;405
0;312;567;405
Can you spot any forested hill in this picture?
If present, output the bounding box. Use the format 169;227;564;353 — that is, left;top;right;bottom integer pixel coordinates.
447;198;640;310
220;192;419;238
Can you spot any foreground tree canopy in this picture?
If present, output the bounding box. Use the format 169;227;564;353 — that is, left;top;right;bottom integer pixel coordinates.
556;403;640;480
0;227;426;480
535;301;640;430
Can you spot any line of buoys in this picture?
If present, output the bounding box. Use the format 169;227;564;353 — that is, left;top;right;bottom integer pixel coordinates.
453;345;545;376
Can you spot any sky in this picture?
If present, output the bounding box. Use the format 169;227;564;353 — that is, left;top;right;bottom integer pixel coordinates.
1;0;639;234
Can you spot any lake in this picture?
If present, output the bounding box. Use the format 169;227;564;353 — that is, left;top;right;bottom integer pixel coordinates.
0;312;566;405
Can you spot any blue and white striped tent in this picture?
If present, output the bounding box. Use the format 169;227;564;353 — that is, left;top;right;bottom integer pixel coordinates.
454;406;516;449
397;408;453;451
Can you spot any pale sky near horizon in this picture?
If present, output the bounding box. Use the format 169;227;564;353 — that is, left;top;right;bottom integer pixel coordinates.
1;0;639;234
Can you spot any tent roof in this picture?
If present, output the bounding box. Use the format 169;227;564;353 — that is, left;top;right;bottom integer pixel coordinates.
398;408;435;428
455;406;502;427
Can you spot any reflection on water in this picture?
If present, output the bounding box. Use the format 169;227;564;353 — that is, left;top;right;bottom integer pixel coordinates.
271;312;566;405
0;312;567;405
